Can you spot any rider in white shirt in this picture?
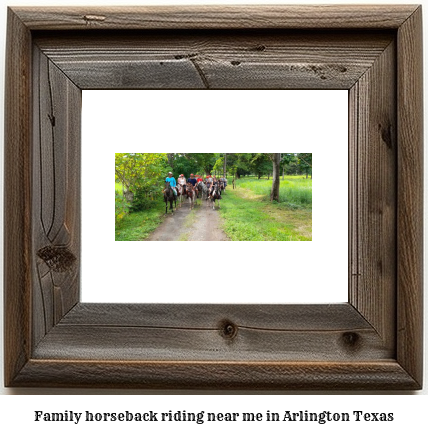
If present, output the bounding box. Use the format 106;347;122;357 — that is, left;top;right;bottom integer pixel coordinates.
177;174;186;194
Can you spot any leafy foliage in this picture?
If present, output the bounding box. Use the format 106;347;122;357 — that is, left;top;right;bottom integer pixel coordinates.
130;187;155;212
115;191;130;224
115;153;171;196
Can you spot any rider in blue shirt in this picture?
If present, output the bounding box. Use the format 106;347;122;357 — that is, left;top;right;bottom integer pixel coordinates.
187;173;197;188
165;172;177;197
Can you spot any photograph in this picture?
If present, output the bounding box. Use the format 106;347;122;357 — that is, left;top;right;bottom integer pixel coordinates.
115;153;312;241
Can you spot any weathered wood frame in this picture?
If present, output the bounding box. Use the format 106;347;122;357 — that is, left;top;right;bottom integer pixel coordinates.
4;5;423;389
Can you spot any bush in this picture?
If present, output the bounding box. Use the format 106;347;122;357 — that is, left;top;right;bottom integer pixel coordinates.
115;191;130;224
130;187;156;212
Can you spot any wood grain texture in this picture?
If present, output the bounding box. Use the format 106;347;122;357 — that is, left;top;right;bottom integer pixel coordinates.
61;303;372;329
349;40;396;352
34;31;393;90
3;8;32;387
12;360;419;390
4;6;423;390
33;304;391;362
11;5;419;30
32;47;81;348
396;6;423;387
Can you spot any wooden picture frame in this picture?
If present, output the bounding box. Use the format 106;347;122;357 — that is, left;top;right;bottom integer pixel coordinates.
4;5;423;390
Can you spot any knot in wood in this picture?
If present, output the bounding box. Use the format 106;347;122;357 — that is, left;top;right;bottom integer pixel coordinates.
378;122;393;149
341;332;361;350
219;320;238;340
83;15;106;23
248;44;266;52
37;245;76;272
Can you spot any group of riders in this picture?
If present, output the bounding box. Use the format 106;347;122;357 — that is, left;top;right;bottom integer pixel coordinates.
165;171;227;201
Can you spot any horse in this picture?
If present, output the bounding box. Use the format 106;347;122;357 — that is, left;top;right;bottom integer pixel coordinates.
219;180;225;194
176;184;184;208
210;183;222;210
200;181;208;201
163;181;176;214
186;182;196;210
196;181;204;199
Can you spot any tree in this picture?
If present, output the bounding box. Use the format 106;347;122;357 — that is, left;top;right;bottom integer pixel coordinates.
228;153;252;178
270;153;281;201
281;153;299;175
250;153;272;178
169;154;200;177
192;153;218;175
297;153;312;178
166;153;175;168
212;155;224;175
115;153;170;200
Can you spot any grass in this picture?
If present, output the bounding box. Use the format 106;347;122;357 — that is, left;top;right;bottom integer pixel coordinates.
116;181;167;241
183;208;197;228
218;176;312;241
115;199;165;241
235;175;312;209
176;208;197;241
115;176;312;241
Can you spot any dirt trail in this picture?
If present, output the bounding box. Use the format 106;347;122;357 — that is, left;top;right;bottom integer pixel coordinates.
146;197;229;241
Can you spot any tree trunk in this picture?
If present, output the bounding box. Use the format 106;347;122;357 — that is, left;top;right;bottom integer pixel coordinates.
167;153;174;168
223;153;227;179
124;190;134;202
270;153;281;202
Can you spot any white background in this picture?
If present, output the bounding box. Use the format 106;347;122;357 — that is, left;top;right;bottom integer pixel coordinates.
82;90;348;304
0;0;426;427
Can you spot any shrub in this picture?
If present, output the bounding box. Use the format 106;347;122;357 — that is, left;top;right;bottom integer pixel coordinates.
115;191;130;224
130;187;156;212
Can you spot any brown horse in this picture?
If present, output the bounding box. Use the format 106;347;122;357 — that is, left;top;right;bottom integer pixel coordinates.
186;183;196;210
163;182;176;214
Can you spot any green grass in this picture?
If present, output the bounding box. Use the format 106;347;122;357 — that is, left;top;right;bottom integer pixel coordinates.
115;182;168;240
235;175;312;209
219;176;312;241
183;208;197;228
115;200;165;241
115;176;312;241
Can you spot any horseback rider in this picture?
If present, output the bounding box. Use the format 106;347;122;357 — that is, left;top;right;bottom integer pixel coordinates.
209;176;218;197
165;171;177;197
206;174;213;194
177;174;186;194
187;173;197;191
